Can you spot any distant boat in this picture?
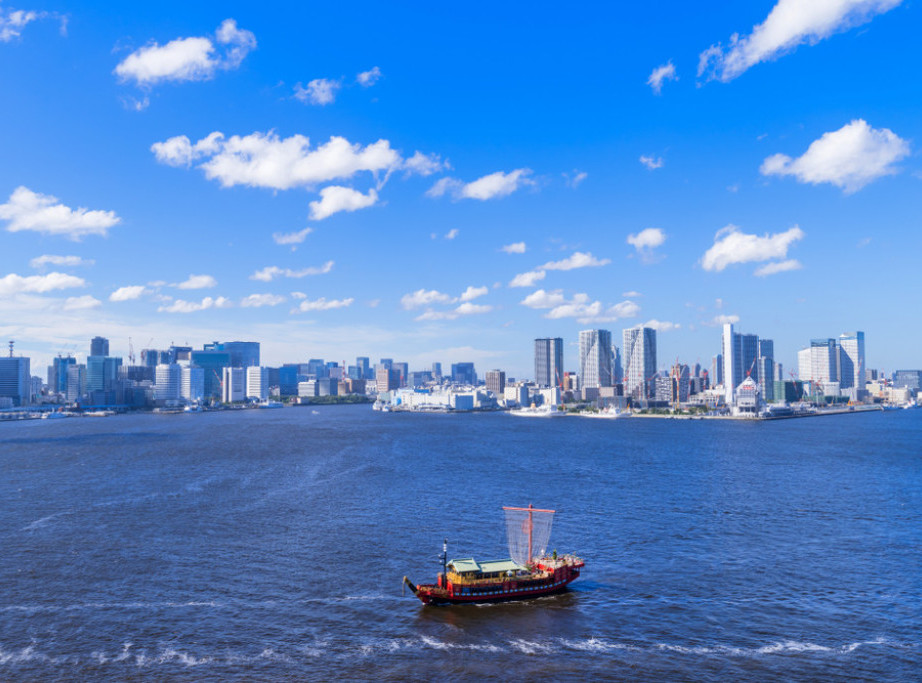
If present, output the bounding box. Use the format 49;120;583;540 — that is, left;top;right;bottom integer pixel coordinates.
404;504;584;605
257;400;283;409
183;404;203;413
42;410;70;419
508;404;566;417
578;405;629;419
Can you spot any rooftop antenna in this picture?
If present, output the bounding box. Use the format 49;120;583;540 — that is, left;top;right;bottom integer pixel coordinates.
8;340;13;358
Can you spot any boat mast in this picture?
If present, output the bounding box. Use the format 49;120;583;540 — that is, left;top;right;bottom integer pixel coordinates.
503;503;555;564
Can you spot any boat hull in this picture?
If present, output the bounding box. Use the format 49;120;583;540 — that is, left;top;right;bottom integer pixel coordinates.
418;577;576;605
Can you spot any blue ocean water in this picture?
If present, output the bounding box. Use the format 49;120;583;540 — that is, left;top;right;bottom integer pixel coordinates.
0;407;920;681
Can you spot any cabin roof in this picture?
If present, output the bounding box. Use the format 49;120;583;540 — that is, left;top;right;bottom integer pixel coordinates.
448;558;526;574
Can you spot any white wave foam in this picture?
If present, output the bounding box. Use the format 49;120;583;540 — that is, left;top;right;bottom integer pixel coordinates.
21;511;72;531
509;639;556;655
419;636;502;653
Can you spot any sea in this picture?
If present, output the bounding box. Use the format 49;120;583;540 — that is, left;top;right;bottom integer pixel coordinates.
0;406;919;681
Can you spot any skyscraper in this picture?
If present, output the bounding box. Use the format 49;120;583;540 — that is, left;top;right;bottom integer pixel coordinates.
90;336;109;357
0;356;31;406
578;329;613;389
534;338;564;388
246;366;269;400
622;326;656;399
451;362;477;385
485;370;506;395
838;332;865;392
204;341;259;368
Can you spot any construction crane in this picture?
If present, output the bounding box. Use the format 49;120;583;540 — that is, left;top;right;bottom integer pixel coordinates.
128;337;135;365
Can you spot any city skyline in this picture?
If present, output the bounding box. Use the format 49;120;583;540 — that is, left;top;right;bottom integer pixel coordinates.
3;2;922;379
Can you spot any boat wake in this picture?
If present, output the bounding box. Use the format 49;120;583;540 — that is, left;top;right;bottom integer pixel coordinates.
1;635;911;670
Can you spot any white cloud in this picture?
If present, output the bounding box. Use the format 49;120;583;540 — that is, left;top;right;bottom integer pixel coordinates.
0;186;120;239
250;261;334;281
402;151;448;176
109;285;148;302
152;131;402;192
564;170;588;188
356;66;382;87
175;274;217;289
622;290;642;298
157;296;232;313
63;295;101;311
293;78;341;106
701;224;804;273
754;259;803;276
309;186;378;220
444;228;459;240
644;319;680;332
30;255;94;269
415;302;493;321
501;242;526;254
114;19;255;87
647;61;677;94
627;228;666;251
455;302;491;315
709;314;740;326
150;131;224;167
0;272;85;295
427;169;534;201
540;251;610;271
698;0;902;83
272;227;313;245
521;289;639;323
401;289;453;310
509;270;546;288
0;7;40;41
295;297;354;312
639;155;664;170
241;293;286;307
459;285;488;302
760;119;909;193
521;289;567;309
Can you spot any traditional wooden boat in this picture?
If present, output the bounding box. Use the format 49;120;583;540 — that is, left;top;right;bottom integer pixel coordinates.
404;504;584;605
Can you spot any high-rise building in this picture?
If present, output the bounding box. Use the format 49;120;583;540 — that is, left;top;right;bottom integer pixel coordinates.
579;329;613;389
90;336;109;357
722;324;761;402
246;366;269;400
204;341;259;368
356;357;371;380
48;355;75;394
432;362;442;380
222;367;246;403
534;338;564;388
0;356;31;406
376;366;399;393
611;343;623;385
712;353;723;387
190;349;231;398
485;370;506;395
66;364;86;402
155;364;182;401
838;332;866;392
893;370;922;391
451;362;477;385
181;366;204;402
622;326;656;399
393;362;409;387
86;356;121;392
804;339;839;384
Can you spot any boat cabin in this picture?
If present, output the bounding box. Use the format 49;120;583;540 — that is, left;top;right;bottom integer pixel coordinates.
446;558;529;585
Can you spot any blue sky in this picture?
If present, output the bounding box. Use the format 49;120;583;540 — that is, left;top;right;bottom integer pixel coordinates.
1;0;920;379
